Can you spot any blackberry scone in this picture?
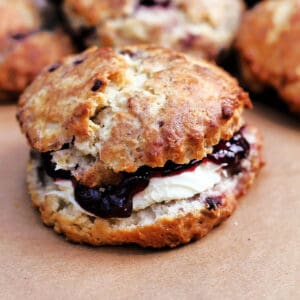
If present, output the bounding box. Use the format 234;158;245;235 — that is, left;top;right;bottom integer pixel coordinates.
61;0;244;61
17;45;263;248
0;0;74;101
236;0;300;113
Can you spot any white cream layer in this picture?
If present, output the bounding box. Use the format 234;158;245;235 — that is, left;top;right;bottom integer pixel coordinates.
45;161;223;217
46;180;92;215
133;162;222;210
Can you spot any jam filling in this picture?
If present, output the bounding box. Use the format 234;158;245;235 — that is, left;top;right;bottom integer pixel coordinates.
207;130;250;175
40;129;249;218
41;152;71;179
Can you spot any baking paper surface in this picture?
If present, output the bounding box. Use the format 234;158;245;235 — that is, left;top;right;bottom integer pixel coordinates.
0;103;299;299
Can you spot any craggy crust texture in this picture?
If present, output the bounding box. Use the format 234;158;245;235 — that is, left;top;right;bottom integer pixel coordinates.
17;45;251;187
62;0;244;60
0;0;74;100
26;125;263;248
236;0;300;113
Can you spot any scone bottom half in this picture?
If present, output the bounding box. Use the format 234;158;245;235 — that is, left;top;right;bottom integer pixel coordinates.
18;45;263;248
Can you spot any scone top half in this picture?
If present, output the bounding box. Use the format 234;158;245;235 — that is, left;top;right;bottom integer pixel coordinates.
18;45;251;188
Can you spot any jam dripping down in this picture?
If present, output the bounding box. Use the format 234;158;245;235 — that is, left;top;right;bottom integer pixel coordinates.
74;176;148;218
41;129;250;218
207;130;249;175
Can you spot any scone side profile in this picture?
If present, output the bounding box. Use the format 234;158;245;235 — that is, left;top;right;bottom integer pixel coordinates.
18;45;263;248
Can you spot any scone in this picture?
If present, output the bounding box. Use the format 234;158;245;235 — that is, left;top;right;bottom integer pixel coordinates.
236;0;300;113
0;0;74;101
61;0;244;61
17;45;263;248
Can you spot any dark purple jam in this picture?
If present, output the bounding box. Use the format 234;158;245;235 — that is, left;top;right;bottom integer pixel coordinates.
74;176;148;218
139;0;170;7
40;129;249;218
41;152;71;179
207;130;250;175
74;160;201;218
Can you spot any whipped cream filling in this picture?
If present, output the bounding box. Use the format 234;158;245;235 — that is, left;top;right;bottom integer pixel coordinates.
45;161;224;217
46;180;93;215
133;162;222;211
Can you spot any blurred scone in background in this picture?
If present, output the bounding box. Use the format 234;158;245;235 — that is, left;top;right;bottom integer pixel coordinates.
61;0;244;61
0;0;74;101
236;0;300;113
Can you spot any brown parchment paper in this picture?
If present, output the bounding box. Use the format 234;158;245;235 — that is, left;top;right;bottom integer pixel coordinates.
0;103;299;300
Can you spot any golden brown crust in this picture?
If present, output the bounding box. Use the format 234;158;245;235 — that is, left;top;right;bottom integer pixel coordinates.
18;45;251;186
63;0;244;61
27;125;263;248
236;0;300;113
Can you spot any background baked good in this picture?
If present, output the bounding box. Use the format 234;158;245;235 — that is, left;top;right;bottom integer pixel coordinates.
61;0;244;61
0;0;74;101
236;0;300;113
